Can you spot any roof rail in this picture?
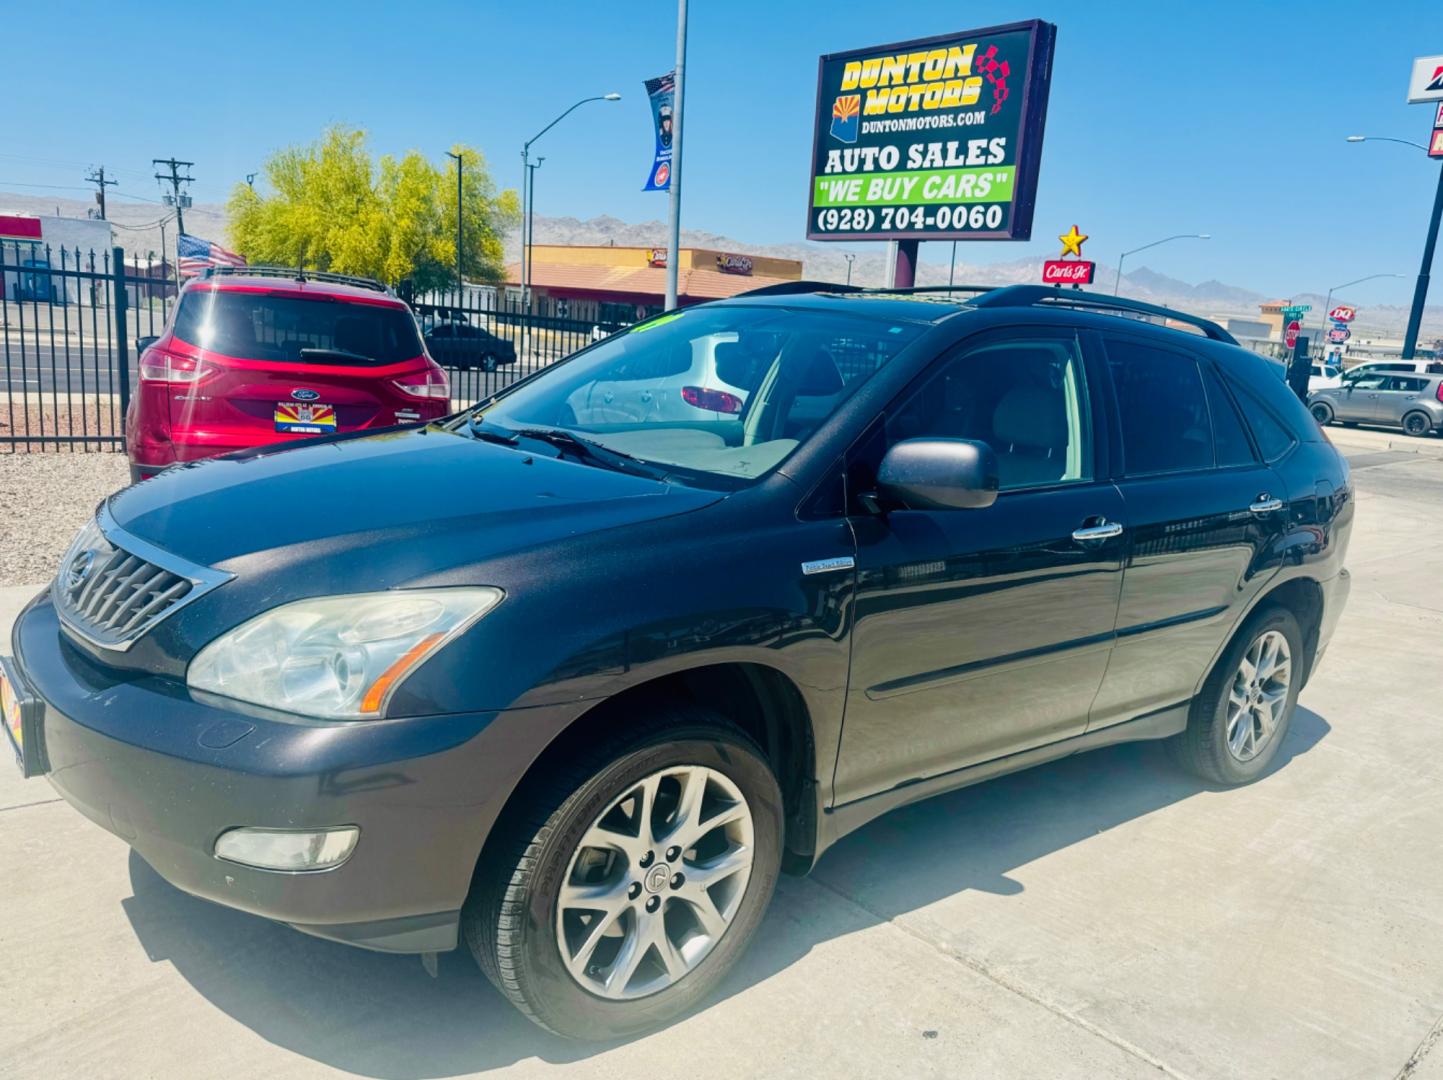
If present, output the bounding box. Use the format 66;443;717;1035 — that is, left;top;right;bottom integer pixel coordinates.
200;264;391;295
736;280;863;297
969;285;1237;344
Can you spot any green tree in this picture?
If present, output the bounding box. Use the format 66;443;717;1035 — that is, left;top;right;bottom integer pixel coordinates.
228;126;519;291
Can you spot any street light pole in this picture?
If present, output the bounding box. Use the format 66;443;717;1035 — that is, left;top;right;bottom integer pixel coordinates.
1317;272;1404;354
1346;136;1441;359
1113;233;1211;294
445;150;463;298
844;253;855;286
665;0;689;311
1405;164;1443;360
525;158;543;301
521;93;622;308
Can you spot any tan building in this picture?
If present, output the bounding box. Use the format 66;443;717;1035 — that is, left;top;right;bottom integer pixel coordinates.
507;245;803;326
1257;300;1289;340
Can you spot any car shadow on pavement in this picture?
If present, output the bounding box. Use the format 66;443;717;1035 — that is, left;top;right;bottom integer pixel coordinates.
121;707;1329;1077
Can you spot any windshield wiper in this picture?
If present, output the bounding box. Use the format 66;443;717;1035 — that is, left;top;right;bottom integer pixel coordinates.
468;417;520;445
299;347;376;364
510;427;668;479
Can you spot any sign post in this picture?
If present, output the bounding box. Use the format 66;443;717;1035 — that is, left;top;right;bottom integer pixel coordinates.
806;20;1056;287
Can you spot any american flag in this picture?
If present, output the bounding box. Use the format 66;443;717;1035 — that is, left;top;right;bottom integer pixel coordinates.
177;232;246;277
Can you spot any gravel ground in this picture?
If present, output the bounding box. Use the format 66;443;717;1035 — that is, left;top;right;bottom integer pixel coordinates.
0;451;130;587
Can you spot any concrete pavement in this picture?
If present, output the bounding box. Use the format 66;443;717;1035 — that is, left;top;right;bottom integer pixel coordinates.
4;445;1443;1078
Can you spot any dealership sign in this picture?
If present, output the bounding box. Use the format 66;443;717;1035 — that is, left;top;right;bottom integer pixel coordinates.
806;20;1056;242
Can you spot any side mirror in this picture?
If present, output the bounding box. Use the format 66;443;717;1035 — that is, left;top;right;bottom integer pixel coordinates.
136;335;158;353
877;438;999;511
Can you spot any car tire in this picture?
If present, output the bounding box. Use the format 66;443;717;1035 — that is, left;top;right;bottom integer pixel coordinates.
1309;402;1333;425
464;709;783;1040
1403;411;1432;437
1168;605;1304;786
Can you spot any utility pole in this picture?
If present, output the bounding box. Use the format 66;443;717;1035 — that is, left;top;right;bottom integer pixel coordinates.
664;0;688;311
152;157;194;235
85;166;117;219
445;150;464;297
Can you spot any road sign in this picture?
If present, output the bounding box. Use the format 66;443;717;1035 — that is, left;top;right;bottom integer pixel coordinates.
1328;326;1351;344
1280;304;1311;317
1285;320;1301;348
1408;55;1443;103
1328;304;1357;323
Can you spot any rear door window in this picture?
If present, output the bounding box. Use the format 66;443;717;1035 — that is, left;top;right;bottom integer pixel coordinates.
1203;364;1257;467
173;290;423;364
1104;338;1212;475
1229;380;1297;462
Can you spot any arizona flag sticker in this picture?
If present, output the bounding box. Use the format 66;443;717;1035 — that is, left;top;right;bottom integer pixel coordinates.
275;402;336;434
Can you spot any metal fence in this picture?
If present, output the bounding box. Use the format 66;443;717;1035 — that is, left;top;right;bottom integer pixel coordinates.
0;247;625;451
405;284;625;407
1;242;174;452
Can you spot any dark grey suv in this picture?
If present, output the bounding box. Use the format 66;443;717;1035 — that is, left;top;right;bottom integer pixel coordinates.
3;285;1352;1039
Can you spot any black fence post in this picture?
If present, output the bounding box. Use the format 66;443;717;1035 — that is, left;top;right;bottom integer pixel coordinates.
112;245;130;423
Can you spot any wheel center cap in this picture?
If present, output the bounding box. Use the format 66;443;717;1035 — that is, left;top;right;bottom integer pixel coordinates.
644;863;672;894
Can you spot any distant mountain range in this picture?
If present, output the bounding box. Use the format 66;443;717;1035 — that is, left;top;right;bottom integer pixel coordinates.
4;190;1438;339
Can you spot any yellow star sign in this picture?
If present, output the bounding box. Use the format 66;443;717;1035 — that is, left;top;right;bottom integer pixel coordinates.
1058;225;1088;258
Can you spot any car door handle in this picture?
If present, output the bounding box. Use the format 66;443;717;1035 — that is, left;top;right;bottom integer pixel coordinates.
1072;521;1123;542
1249;496;1284;514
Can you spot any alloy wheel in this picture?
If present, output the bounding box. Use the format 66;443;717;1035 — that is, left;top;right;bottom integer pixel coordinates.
556;765;754;1000
1225;629;1292;762
1405;413;1429;436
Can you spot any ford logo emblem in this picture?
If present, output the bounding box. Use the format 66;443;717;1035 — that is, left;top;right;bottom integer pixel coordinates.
291;388;320;401
65;549;96;592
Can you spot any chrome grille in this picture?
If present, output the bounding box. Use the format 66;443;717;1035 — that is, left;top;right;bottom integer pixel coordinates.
52;507;232;652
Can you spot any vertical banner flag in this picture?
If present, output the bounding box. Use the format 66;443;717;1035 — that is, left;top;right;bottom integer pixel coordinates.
642;72;675;191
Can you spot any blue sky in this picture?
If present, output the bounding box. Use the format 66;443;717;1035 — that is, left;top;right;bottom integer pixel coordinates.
4;0;1440;304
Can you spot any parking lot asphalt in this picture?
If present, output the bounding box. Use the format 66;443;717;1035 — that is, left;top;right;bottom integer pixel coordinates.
4;428;1443;1079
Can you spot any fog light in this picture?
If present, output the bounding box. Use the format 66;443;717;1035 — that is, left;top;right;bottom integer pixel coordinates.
213;826;359;872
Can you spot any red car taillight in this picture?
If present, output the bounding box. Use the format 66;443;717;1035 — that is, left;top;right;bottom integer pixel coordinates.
1436;381;1443;404
139;349;209;383
681;386;743;414
393;367;450;399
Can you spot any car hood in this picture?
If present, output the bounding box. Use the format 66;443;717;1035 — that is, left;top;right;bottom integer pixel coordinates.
107;426;724;570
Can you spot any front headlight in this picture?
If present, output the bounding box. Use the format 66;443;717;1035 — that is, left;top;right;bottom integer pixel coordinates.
187;588;502;719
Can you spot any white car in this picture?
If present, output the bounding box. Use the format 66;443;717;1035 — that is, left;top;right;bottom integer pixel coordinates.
1309;363;1342;391
565;330;753;423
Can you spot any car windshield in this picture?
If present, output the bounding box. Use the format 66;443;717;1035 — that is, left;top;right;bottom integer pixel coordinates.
173;289;424;364
478;304;923;484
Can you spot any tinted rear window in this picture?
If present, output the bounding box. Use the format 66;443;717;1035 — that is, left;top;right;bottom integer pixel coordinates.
173;290;422;364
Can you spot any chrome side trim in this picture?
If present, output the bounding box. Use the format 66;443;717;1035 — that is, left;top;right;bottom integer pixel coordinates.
52;501;234;653
801;556;855;576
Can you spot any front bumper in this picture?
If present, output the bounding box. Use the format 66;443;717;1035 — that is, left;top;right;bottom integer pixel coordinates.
10;596;524;954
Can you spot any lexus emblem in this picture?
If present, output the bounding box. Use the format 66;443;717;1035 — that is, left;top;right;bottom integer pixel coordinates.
65;549;96;592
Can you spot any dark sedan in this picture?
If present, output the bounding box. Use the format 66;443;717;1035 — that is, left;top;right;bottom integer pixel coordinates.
424;321;517;372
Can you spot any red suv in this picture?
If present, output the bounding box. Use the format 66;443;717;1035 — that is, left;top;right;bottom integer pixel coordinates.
126;268;450;482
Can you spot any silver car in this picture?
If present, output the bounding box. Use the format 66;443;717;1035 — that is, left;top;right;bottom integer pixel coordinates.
1308;371;1443;436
